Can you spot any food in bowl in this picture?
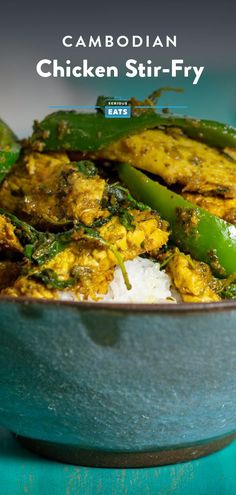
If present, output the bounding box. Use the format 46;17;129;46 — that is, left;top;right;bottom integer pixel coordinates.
0;91;236;304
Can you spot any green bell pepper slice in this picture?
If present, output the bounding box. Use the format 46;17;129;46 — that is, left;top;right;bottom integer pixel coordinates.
117;163;236;278
31;111;236;153
0;119;20;182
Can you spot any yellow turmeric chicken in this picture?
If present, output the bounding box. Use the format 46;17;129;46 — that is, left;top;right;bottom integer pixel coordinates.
92;128;236;198
164;249;221;303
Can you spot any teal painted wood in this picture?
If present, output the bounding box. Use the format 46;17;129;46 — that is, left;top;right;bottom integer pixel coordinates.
0;428;236;495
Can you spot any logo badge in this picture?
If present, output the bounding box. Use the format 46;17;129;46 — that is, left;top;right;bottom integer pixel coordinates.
104;99;131;118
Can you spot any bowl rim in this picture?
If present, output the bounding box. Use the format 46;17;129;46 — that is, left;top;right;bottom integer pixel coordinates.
0;294;236;314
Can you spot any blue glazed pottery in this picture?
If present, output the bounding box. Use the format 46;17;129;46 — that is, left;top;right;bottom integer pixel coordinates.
0;297;236;467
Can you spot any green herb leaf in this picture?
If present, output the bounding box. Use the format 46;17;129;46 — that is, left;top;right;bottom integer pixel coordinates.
0;208;41;245
23;244;34;259
0;208;73;265
74;160;98;177
105;182;150;215
31;269;78;289
119;209;135;231
221;284;236;299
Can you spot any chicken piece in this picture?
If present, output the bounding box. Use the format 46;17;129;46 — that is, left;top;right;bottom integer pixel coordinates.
0;152;108;228
0;152;69;226
61;170;108;225
99;210;169;260
92;128;236;198
166;250;221;303
2;277;58;299
183;193;236;225
0;214;23;252
3;210;169;301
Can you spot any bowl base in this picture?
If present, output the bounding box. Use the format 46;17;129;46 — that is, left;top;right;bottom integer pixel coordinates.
14;433;236;468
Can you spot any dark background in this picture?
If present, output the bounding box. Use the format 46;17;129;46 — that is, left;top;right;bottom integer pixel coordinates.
0;0;235;136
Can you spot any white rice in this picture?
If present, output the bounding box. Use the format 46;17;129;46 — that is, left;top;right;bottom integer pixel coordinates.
101;257;176;304
59;257;176;304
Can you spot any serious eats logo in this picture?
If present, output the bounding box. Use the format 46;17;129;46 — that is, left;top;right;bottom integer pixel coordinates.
104;99;131;118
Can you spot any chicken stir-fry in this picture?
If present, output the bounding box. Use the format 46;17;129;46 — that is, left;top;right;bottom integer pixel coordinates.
1;103;236;304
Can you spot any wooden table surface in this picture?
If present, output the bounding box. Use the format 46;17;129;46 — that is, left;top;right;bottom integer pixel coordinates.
0;427;236;494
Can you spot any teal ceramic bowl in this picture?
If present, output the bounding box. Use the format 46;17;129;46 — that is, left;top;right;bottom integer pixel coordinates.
0;296;236;467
